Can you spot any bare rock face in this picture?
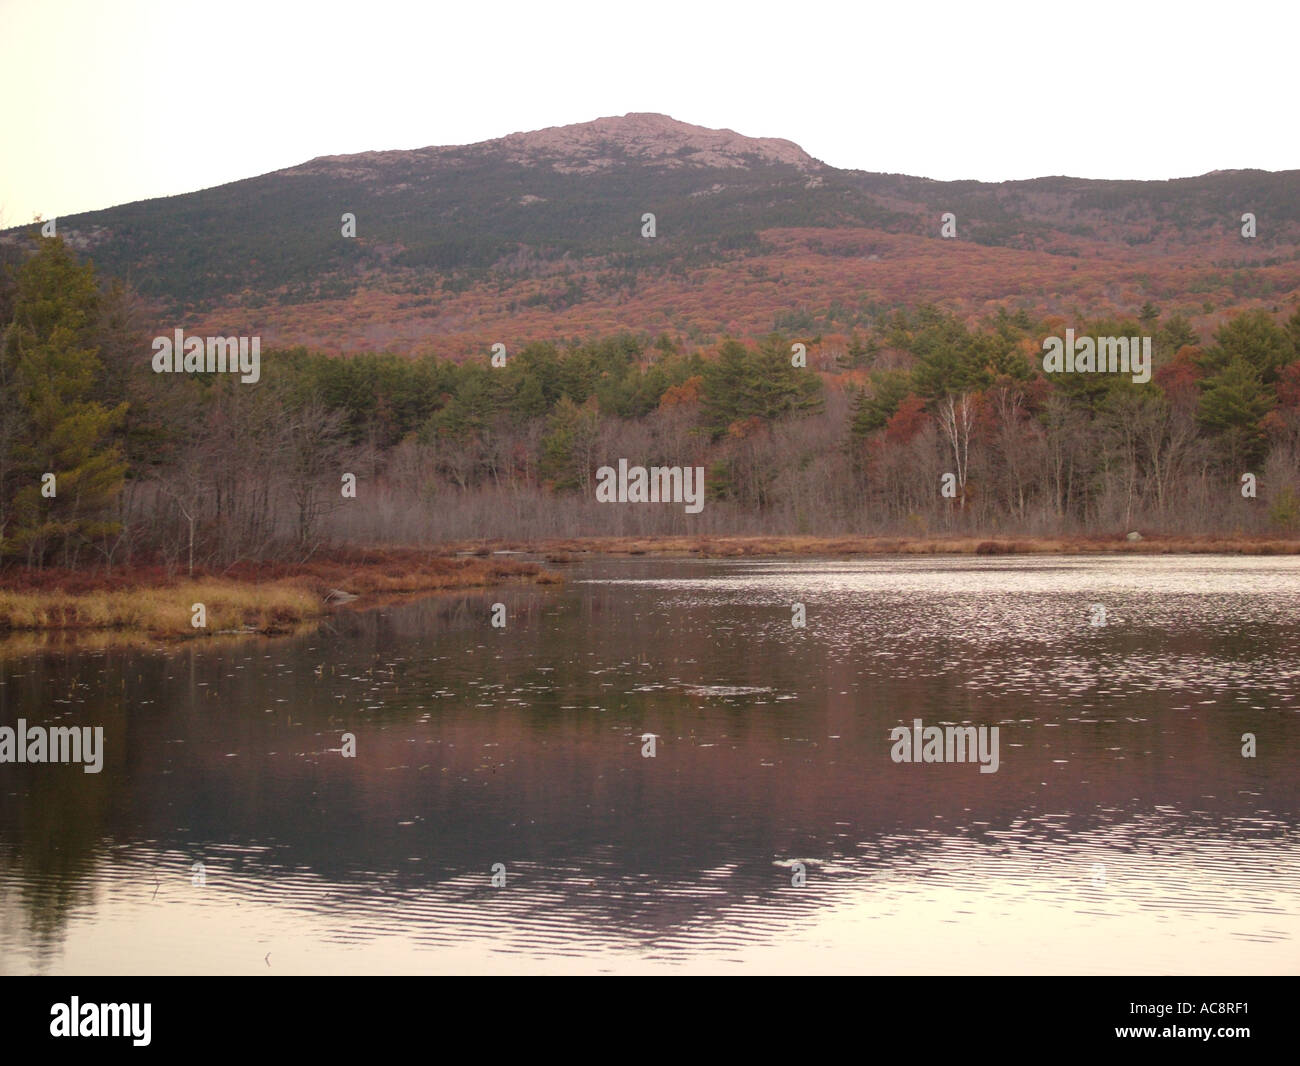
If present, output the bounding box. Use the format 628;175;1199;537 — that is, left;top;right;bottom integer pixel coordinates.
486;113;821;174
292;113;822;181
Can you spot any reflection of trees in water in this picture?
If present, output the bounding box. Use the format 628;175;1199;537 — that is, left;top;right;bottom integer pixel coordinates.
2;568;1300;948
0;650;128;957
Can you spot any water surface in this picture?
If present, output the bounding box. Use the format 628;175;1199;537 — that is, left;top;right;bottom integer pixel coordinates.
1;554;1297;974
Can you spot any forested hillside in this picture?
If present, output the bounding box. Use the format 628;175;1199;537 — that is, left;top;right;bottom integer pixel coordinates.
4;235;1300;572
3;114;1298;357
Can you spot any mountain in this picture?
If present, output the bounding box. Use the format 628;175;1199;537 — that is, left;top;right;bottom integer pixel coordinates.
5;114;1300;354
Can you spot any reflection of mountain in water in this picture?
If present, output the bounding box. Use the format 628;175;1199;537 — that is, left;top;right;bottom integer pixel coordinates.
1;555;1299;966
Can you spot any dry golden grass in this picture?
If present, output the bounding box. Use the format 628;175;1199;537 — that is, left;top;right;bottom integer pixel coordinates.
0;579;321;638
0;550;562;641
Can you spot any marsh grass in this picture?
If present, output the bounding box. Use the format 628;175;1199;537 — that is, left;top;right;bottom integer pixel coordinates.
0;549;558;639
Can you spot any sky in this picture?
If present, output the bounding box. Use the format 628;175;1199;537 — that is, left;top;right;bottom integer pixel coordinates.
2;0;1295;225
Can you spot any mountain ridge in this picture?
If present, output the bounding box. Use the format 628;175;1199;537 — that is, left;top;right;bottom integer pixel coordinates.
3;113;1299;356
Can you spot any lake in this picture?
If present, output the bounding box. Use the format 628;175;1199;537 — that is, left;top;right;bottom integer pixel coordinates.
1;554;1297;974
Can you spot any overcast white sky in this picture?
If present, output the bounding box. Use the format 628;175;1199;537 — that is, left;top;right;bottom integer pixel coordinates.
2;0;1295;224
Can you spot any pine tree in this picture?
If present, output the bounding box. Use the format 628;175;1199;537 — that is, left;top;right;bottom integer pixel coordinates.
1285;308;1300;356
701;338;822;439
1200;310;1292;382
1;237;126;566
1198;358;1273;469
851;370;912;437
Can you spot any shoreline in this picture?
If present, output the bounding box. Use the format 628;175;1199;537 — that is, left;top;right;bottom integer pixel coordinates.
0;549;562;642
443;533;1300;558
4;533;1298;646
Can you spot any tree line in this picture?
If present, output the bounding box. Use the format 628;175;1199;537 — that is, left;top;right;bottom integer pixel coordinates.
4;236;1300;572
